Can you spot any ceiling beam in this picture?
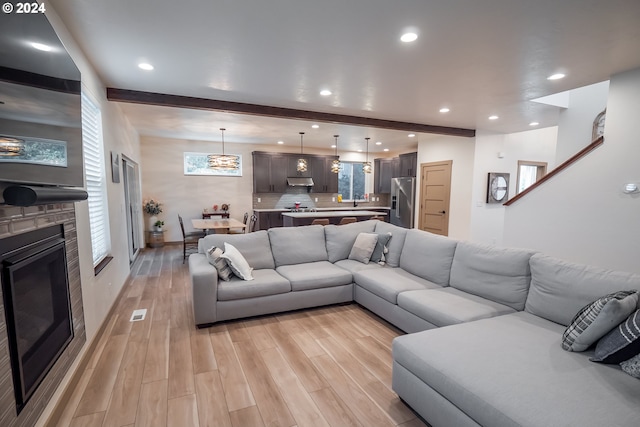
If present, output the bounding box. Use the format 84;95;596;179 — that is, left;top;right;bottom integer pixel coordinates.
106;88;476;138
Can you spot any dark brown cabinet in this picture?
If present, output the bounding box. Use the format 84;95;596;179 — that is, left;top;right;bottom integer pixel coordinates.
398;152;418;177
374;158;398;193
255;211;283;230
310;156;339;193
253;153;289;193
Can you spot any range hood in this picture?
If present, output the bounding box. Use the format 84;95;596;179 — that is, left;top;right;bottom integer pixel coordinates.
287;177;314;187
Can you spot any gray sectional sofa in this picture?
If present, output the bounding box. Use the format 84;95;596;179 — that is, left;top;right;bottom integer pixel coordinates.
188;220;640;427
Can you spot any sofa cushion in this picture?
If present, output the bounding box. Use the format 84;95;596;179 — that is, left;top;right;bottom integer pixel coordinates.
592;309;640;364
276;261;353;291
348;233;378;264
325;220;377;262
354;267;441;304
217;269;291;301
562;291;638;352
392;311;640;427
334;259;383;274
268;225;328;267
399;229;457;286
374;221;408;267
220;242;254;281
199;230;275;269
449;242;536;311
526;254;640;326
397;288;516;327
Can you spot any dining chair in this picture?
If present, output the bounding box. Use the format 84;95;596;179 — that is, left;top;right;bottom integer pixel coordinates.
247;214;258;233
370;215;385;221
229;212;249;234
311;218;330;226
178;214;205;263
338;217;357;225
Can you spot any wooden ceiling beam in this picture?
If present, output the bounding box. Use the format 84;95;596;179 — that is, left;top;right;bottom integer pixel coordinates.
106;88;476;138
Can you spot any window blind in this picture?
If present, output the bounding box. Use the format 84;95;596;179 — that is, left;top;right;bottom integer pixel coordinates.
81;92;110;266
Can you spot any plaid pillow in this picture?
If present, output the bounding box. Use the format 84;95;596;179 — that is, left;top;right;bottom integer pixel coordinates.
592;309;640;364
561;290;638;352
206;246;234;281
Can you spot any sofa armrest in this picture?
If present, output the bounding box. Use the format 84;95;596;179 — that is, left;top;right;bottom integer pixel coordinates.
188;253;219;326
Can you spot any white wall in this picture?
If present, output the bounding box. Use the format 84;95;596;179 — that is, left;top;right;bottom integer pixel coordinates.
555;81;609;163
504;67;640;274
470;127;557;245
416;136;475;240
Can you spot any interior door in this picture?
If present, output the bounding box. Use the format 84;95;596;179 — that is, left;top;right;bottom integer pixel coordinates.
419;161;452;236
122;156;143;263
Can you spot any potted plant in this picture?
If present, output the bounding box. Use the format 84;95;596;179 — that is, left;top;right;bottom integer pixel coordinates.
143;199;163;230
153;220;165;232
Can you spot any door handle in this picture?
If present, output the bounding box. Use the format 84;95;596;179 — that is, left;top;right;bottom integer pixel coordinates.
439;210;446;214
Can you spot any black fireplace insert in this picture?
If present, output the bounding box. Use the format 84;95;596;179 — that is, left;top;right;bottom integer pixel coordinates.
0;225;73;413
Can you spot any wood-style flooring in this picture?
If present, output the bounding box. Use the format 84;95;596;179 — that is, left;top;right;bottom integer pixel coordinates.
56;245;428;427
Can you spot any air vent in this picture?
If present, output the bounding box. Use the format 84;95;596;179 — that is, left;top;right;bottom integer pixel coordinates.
130;309;147;322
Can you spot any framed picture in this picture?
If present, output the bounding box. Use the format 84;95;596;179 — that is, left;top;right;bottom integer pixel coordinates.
183;152;243;176
487;172;509;204
111;151;120;183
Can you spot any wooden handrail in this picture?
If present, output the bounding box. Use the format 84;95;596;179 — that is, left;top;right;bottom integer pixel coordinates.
504;136;604;206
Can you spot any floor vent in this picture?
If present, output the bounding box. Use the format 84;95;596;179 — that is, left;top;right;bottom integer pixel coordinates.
130;308;147;322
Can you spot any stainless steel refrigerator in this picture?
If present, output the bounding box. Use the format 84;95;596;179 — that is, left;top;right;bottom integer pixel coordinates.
390;177;416;228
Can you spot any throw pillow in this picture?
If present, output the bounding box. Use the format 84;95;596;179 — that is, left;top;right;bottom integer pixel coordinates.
592;309;640;364
620;353;640;379
370;232;392;265
220;242;254;280
206;246;234;281
348;233;379;264
562;290;638;352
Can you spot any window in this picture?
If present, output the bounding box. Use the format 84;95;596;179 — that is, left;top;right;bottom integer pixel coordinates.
338;161;366;201
81;92;111;266
516;161;547;194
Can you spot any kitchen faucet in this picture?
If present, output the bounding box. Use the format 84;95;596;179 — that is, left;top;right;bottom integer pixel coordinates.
353;195;359;207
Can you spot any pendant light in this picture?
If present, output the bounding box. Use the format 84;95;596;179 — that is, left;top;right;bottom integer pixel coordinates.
208;128;239;170
297;132;308;172
0;136;25;156
362;137;372;174
331;134;340;173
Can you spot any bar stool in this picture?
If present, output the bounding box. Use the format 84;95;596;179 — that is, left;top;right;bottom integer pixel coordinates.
338;217;357;225
370;215;385;221
311;218;330;225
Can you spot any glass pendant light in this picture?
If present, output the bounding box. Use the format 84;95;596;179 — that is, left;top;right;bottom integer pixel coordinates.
331;134;341;173
297;132;308;172
362;137;372;173
0;136;25;156
208;128;239;170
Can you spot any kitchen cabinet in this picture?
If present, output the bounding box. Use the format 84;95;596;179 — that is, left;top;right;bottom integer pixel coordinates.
398;152;418;177
255;211;283;230
374;157;398;193
253;152;289;193
310;156;339;193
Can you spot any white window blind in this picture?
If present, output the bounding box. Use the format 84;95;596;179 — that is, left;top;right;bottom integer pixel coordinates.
81;92;110;266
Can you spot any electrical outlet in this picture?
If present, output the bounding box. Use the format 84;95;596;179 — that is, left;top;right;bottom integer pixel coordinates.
315;197;318;202
257;197;261;203
332;197;335;202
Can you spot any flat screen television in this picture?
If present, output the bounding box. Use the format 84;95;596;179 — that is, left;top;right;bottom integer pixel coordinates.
0;11;83;188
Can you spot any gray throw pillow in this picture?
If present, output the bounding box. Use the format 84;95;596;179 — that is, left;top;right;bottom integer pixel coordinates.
348;233;379;264
206;246;234;281
592;309;640;364
370;232;392;264
562;290;638;352
620;353;640;379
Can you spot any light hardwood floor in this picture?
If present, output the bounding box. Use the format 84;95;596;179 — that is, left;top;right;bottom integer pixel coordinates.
56;245;428;427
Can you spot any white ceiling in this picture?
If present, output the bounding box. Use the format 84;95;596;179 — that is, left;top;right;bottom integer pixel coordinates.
49;0;640;152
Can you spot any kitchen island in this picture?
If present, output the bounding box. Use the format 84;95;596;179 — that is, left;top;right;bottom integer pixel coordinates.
281;210;387;227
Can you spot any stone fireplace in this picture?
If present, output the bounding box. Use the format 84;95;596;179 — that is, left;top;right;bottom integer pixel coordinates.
0;203;85;427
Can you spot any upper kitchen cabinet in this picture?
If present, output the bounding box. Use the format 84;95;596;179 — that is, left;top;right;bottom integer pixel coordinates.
253;152;289;193
374;157;399;193
398;152;418;177
310;156;339;193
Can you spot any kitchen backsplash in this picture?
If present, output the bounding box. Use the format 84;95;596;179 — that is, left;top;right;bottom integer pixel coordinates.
253;191;390;209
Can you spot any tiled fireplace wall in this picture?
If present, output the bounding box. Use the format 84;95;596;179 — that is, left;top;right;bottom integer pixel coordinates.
0;204;86;427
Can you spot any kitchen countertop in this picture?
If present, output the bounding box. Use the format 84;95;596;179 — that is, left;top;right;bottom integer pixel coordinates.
281;210;387;218
253;206;390;212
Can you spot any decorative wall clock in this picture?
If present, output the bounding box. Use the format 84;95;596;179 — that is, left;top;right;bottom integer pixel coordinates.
487;172;510;204
592;109;606;140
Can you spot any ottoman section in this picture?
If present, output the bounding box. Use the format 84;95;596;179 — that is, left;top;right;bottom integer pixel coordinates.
276;261;353;291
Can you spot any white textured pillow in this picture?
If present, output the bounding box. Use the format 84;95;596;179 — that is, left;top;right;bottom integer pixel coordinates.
220;242;254;280
206;246;234;281
348;233;379;264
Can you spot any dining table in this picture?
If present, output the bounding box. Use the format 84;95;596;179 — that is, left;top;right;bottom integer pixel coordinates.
191;218;246;234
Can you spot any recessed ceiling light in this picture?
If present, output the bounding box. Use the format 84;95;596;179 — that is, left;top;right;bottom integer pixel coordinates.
331;144;336;148
408;133;416;138
529;121;540;127
320;89;332;96
488;115;499;120
439;107;450;113
400;32;418;43
31;42;52;52
138;63;154;71
311;124;319;129
547;73;565;80
375;141;382;145
357;149;363;152
277;140;284;144
383;148;390;152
